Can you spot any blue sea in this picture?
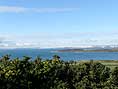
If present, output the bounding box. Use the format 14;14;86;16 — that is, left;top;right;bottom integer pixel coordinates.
0;48;118;60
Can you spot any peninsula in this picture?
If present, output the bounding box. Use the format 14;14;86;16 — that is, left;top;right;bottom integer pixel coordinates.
56;46;118;52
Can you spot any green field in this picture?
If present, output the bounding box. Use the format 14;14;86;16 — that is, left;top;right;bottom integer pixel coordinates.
79;60;118;69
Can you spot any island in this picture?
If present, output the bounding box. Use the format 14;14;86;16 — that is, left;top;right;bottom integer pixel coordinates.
56;46;118;52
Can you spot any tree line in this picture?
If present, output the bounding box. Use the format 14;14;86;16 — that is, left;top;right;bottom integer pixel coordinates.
0;55;118;89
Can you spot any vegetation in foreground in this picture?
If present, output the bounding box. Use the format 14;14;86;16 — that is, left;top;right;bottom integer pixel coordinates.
0;55;118;89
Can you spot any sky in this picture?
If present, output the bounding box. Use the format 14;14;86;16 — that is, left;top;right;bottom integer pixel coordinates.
0;0;118;48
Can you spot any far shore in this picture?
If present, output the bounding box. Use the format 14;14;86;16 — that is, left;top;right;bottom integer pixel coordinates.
56;48;118;52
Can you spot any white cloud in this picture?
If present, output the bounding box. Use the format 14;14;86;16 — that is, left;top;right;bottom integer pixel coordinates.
0;31;118;48
0;6;27;13
0;6;79;13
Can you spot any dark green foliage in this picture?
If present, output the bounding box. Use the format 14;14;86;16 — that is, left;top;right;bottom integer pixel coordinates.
0;55;117;89
72;62;111;89
109;67;118;88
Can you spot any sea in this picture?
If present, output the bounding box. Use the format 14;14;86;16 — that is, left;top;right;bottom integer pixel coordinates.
0;48;118;60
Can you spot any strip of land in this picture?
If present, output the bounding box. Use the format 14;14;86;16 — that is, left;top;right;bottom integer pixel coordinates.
57;48;118;52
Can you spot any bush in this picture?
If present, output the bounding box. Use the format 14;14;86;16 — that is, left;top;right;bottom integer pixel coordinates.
0;55;116;89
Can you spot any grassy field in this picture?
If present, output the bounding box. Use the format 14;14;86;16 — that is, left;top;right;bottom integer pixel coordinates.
79;60;118;69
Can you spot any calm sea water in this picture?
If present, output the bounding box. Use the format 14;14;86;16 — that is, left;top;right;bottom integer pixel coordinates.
0;48;118;60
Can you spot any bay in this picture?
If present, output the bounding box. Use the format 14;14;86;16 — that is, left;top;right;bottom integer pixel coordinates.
0;48;118;60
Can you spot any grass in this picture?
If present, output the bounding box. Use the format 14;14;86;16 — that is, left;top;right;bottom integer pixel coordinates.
78;60;118;70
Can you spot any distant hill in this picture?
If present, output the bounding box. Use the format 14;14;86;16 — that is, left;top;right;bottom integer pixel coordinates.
56;45;118;52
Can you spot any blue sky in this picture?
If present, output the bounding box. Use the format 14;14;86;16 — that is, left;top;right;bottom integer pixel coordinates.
0;0;118;48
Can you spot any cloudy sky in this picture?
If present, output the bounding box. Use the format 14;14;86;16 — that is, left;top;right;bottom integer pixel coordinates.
0;0;118;48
